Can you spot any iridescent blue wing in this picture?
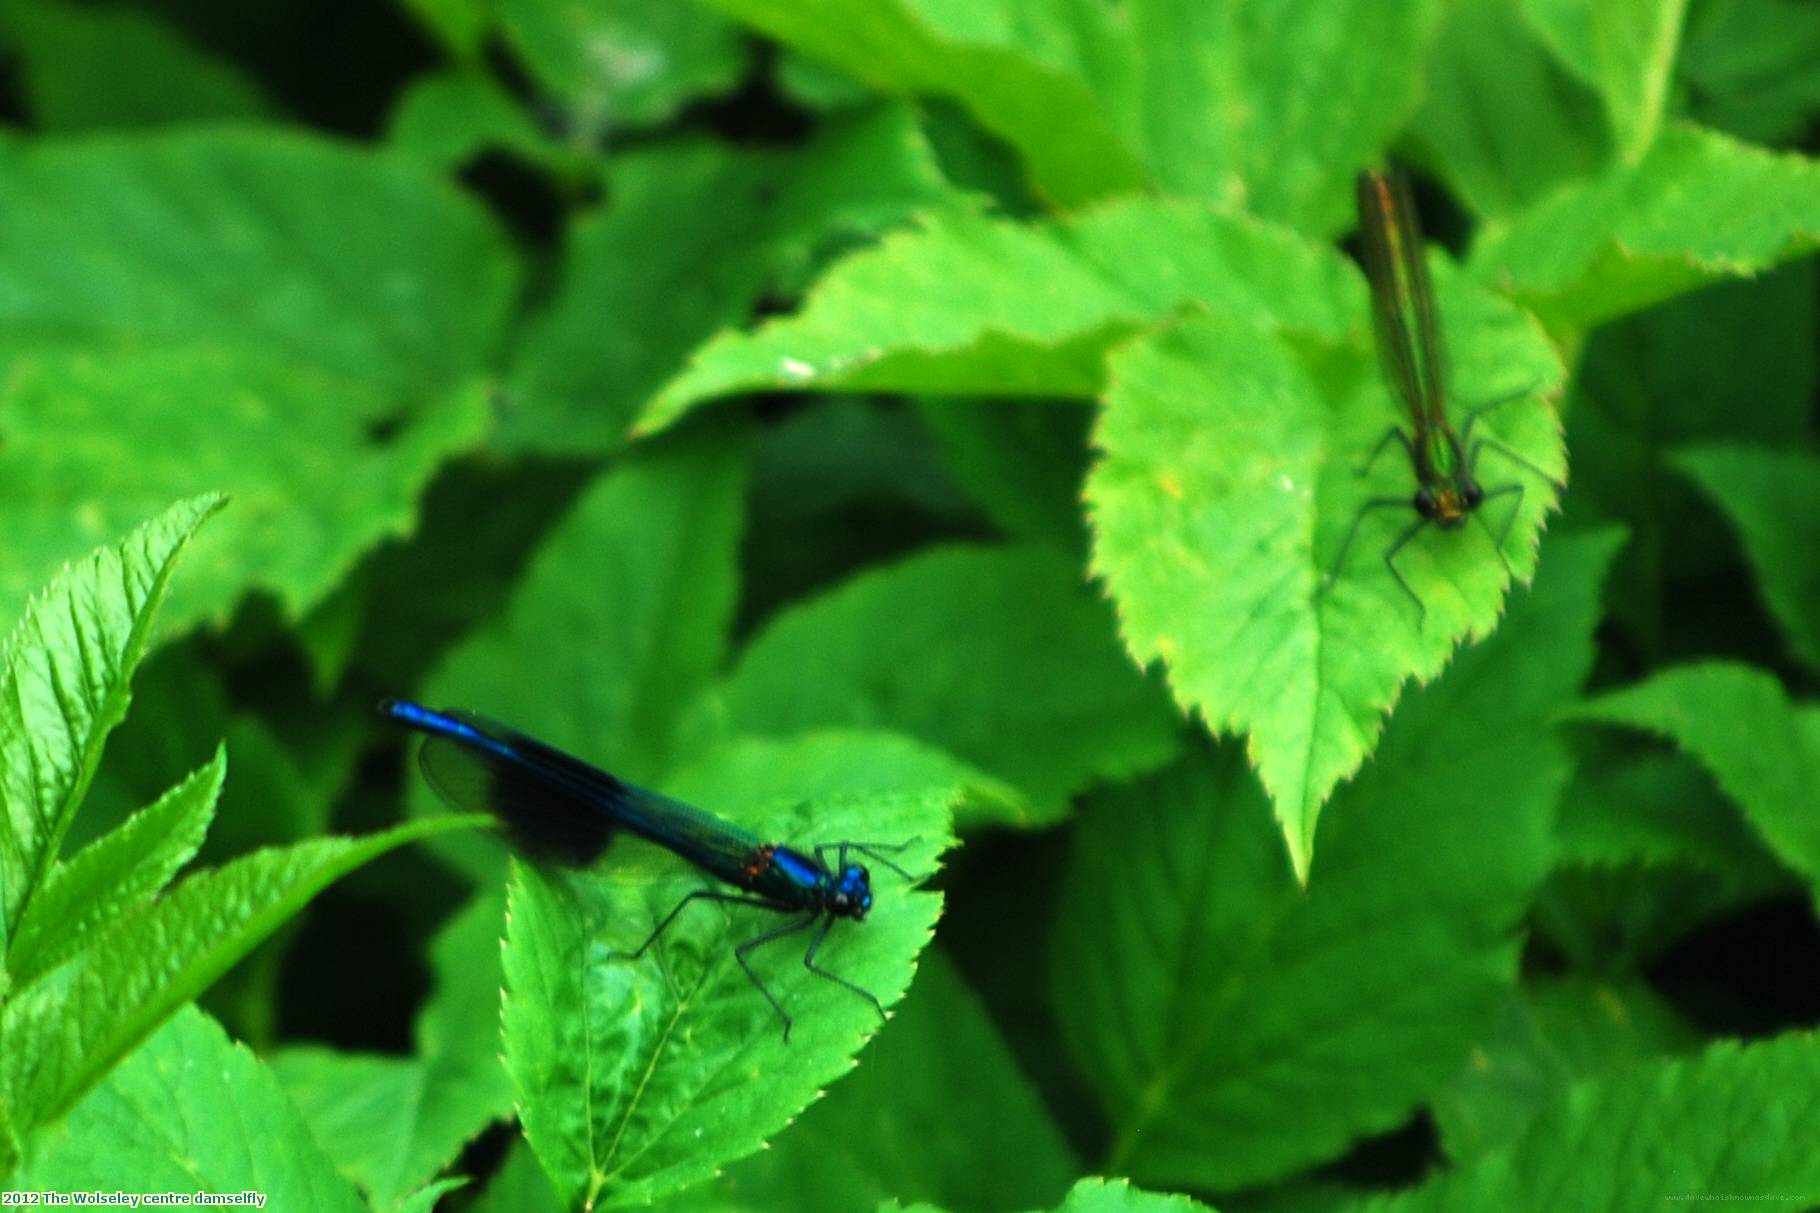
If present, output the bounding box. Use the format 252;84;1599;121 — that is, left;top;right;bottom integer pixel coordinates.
383;700;626;865
382;700;764;880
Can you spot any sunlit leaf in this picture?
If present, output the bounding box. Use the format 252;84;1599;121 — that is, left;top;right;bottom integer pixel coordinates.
14;1005;366;1208
1088;275;1565;874
1054;532;1617;1189
1;814;484;1134
0;494;222;954
1469;123;1820;329
637;200;1357;437
0;349;491;637
707;950;1076;1212
883;1176;1215;1213
508;105;959;454
501;744;954;1209
1124;0;1442;232
8;747;223;986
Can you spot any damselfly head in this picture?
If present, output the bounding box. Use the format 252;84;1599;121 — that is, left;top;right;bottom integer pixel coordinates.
830;864;873;919
1416;484;1474;528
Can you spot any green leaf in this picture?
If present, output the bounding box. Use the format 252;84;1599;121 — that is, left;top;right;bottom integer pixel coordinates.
915;98;1042;214
497;0;745;132
8;747;223;987
636;198;1356;439
1410;0;1610;219
1361;1032;1820;1211
0;1101;16;1182
1541;666;1805;976
666;731;1027;832
396;1178;472;1213
1125;0;1442;232
1563;661;1820;889
295;575;367;695
395;0;489;57
436;424;747;781
882;1177;1217;1213
752;397;970;525
1;348;492;639
1680;0;1820;145
0;813;486;1135
721;544;1180;823
9;0;275;131
1087;278;1566;874
389;70;558;171
508;104;959;454
1523;0;1687;160
1552;744;1779;877
500;758;953;1209
740;397;976;626
0;494;221;957
699;0;1147;208
273;888;514;1210
915;398;1091;552
1432;976;1698;1162
13;1005;366;1208
1675;445;1820;675
0;129;513;397
705;949;1075;1212
1565;265;1814;654
1534;858;1794;975
82;645;360;863
777;51;873;112
349;458;598;693
415;423;749;879
1054;531;1617;1190
1467;123;1820;330
266;1055;428;1189
0;130;516;635
469;1141;565;1213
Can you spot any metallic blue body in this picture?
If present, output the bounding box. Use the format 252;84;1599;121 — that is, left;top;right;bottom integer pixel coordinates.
379;698;864;912
379;698;909;1038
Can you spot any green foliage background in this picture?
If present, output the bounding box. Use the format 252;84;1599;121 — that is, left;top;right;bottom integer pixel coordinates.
4;1;1820;1210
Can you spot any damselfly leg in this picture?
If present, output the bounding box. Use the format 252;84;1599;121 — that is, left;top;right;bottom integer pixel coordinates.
734;912;817;1041
624;889;785;959
814;838;918;880
802;915;888;1026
